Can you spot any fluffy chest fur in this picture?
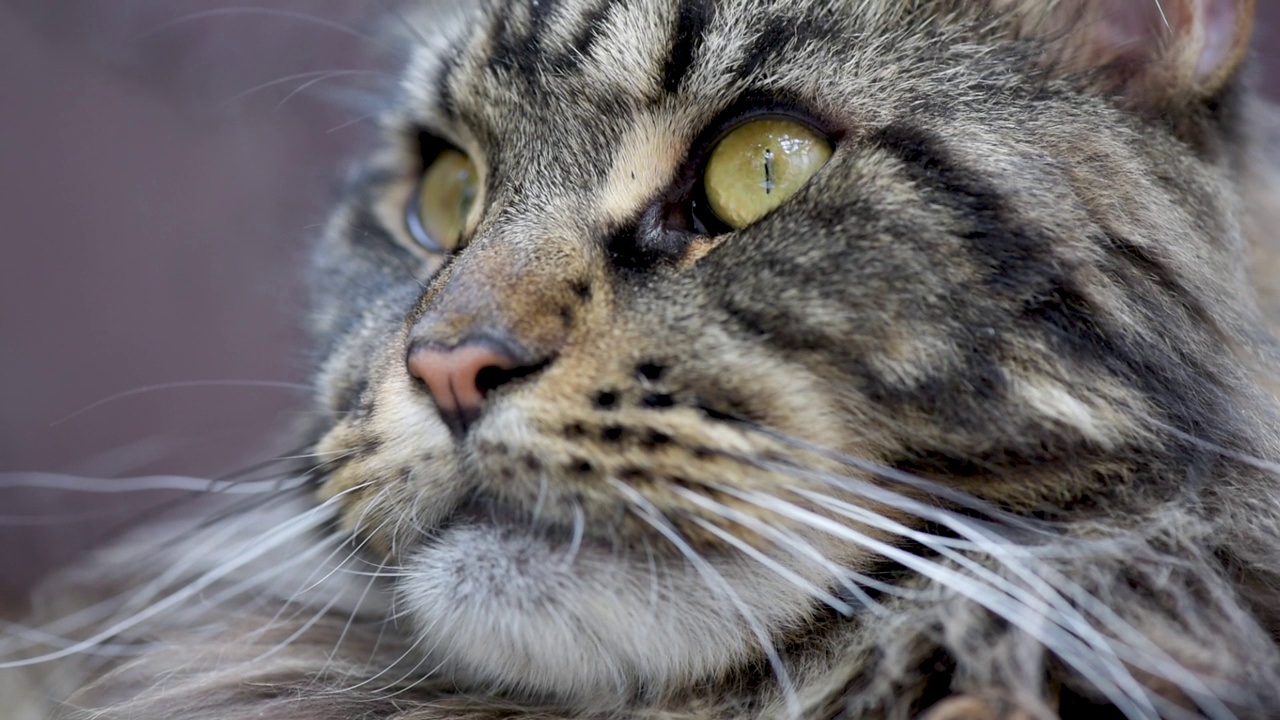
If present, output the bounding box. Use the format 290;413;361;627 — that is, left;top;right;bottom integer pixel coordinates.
12;1;1280;719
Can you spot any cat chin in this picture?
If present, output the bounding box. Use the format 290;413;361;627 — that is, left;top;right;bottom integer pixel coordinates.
397;521;814;708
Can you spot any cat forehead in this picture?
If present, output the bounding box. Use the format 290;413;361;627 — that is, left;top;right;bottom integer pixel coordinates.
397;0;987;131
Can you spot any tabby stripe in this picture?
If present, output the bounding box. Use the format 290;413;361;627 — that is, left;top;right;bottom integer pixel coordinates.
1100;234;1220;338
662;0;715;93
527;0;559;27
869;122;1243;448
486;0;612;76
1101;236;1184;298
487;0;539;74
732;9;842;83
867;121;1053;293
866;123;1109;361
564;1;614;63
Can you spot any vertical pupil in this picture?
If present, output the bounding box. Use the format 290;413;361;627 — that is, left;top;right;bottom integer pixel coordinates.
763;148;775;195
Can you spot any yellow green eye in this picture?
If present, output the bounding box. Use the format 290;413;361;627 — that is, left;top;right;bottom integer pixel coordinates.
411;149;479;251
703;119;832;230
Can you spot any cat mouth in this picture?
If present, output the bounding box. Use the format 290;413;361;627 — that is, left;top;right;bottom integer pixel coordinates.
431;489;606;552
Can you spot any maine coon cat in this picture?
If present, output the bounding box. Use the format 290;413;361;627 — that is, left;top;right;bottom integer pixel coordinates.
8;0;1280;717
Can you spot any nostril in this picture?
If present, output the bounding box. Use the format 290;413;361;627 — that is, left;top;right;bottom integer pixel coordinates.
474;359;552;395
405;334;548;437
473;364;508;397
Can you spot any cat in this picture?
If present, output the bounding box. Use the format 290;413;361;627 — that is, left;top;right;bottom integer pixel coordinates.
8;0;1280;717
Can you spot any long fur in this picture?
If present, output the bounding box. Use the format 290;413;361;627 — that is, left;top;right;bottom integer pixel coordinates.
9;1;1280;718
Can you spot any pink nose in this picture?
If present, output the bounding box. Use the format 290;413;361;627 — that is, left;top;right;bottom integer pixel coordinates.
407;341;522;433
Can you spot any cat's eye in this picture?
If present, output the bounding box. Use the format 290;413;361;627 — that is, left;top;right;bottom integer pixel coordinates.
703;119;832;230
408;149;479;252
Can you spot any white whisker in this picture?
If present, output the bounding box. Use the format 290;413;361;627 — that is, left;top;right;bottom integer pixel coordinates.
137;7;398;53
0;485;363;669
51;380;310;426
722;487;1161;719
0;472;310;495
608;478;804;720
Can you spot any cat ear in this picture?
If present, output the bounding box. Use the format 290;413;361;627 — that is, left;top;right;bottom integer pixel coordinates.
1017;0;1255;106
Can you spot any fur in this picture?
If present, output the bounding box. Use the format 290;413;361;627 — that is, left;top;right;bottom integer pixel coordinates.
9;0;1280;718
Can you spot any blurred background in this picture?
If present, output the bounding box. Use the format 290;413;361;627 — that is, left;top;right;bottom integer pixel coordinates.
0;1;391;608
1;2;1279;610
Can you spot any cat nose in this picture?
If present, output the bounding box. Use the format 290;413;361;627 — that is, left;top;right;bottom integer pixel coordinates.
406;335;543;437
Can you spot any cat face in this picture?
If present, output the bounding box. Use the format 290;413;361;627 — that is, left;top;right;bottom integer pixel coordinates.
306;0;1269;708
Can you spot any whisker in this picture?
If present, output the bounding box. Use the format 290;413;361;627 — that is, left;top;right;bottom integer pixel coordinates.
711;416;1056;535
2;489;309;652
688;516;855;616
273;70;394;112
788;485;1226;707
327;111;383;134
721;486;1177;719
562;500;586;570
137;7;399;54
0;472;309;495
321;564;386;676
672;486;908;611
292;485;399;601
1152;420;1280;479
51;380;310;427
608;478;803;720
225;68;393;106
0;485;363;669
1152;0;1172;31
184;531;349;631
679;425;1243;708
715;431;1242;716
250;590;347;664
329;611;437;695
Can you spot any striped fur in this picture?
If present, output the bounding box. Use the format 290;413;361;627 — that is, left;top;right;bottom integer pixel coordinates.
15;1;1280;718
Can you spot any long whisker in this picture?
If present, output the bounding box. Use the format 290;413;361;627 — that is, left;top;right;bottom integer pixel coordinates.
719;486;1183;720
608;478;803;720
225;69;394;106
0;489;310;657
786;485;1234;719
320;562;385;676
0;484;364;669
137;8;399;54
711;429;1242;717
273;70;395;112
672;487;904;612
0;472;310;495
51;380;310;426
687;516;856;616
709;415;1058;535
679;432;1243;706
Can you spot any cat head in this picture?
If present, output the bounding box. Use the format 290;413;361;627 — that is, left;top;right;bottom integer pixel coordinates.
304;0;1273;709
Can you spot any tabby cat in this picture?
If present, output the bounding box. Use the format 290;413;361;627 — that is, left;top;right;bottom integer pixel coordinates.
10;0;1280;717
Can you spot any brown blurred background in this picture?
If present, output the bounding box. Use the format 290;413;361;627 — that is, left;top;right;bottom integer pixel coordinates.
1;3;1279;608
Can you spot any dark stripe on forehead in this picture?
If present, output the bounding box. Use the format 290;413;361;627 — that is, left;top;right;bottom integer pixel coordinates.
486;0;612;77
731;6;845;83
566;2;615;62
662;0;716;93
